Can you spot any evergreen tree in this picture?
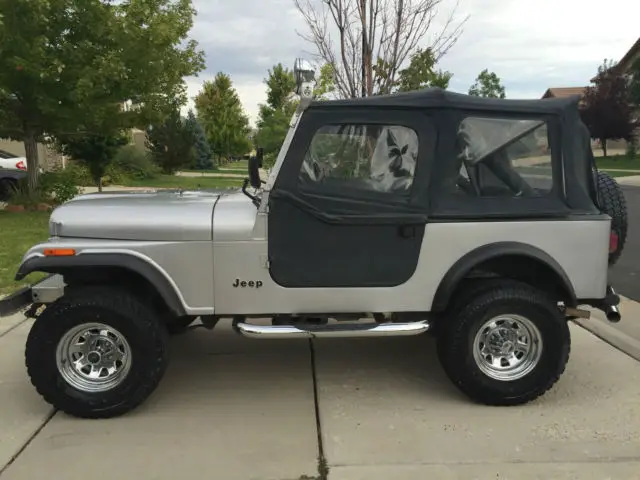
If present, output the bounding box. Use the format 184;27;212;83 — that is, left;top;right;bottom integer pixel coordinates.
194;73;252;166
186;110;213;170
146;107;195;174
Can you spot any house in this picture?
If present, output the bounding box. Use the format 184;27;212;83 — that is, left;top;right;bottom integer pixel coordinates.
0;138;66;171
541;87;586;100
613;36;640;147
541;87;587;109
612;36;640;78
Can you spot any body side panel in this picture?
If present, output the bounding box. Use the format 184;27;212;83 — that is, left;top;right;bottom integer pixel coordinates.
19;239;215;315
212;191;262;242
212;218;610;315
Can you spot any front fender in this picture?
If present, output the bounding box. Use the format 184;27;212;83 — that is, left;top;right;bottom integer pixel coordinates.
15;249;188;316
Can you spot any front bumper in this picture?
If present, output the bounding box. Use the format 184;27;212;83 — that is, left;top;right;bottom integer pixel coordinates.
0;274;63;318
0;284;34;317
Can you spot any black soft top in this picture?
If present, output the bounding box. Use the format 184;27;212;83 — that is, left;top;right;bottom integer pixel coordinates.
310;88;581;114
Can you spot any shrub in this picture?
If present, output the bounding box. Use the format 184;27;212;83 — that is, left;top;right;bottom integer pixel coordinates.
62;161;94;186
109;145;160;180
39;167;82;205
7;178;50;209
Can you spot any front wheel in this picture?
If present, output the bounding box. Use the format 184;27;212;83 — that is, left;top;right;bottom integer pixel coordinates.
437;282;570;406
25;286;170;418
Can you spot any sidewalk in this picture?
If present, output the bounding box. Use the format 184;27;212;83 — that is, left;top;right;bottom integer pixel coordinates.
1;314;640;479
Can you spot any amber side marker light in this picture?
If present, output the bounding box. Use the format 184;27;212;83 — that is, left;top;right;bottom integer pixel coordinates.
43;248;76;257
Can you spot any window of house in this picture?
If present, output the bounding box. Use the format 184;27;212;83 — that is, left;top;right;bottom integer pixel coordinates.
298;124;418;195
454;116;553;197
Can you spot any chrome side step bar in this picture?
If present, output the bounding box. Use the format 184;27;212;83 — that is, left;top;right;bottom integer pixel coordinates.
234;320;430;339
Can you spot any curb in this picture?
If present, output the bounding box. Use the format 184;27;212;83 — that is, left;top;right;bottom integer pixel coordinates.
574;315;640;363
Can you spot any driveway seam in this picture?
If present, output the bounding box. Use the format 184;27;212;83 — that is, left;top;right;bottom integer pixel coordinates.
0;316;28;339
0;408;56;476
309;339;329;480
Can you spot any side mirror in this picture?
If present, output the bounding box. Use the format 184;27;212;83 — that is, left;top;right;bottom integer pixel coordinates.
256;147;263;168
248;155;261;189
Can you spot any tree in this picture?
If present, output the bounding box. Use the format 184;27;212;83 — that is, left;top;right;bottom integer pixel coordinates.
0;0;204;194
581;59;636;157
468;69;506;98
265;64;297;110
185;110;213;170
395;47;453;92
58;132;129;192
194;73;252;165
254;64;299;163
146;107;196;174
313;63;338;100
629;58;640;107
293;0;467;98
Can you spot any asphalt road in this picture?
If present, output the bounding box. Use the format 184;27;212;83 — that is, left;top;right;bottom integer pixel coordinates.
609;185;640;301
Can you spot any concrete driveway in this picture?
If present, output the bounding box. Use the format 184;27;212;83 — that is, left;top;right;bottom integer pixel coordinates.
1;312;640;480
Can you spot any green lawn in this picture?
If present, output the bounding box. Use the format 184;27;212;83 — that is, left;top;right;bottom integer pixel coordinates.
119;175;244;189
0;211;50;295
184;162;248;175
605;170;640;177
595;155;640;171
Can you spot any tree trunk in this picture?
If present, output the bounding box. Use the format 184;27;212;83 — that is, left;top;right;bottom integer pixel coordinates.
602;138;608;157
98;177;103;193
23;125;40;194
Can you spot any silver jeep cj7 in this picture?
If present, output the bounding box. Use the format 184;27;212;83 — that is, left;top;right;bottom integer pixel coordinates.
0;60;628;418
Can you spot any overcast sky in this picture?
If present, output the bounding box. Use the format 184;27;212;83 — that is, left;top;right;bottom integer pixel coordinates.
183;0;640;126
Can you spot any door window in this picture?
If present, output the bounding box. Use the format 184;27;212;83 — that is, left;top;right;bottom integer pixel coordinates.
298;124;419;196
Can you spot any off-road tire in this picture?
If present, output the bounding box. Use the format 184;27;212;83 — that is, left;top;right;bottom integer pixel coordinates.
596;171;628;265
25;286;170;418
431;278;530;339
437;282;570;406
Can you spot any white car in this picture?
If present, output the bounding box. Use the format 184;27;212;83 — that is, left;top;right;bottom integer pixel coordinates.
0;150;28;201
0;151;27;171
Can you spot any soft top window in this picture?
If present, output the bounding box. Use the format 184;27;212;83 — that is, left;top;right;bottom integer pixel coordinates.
454;116;553;198
458;117;545;167
298;123;418;195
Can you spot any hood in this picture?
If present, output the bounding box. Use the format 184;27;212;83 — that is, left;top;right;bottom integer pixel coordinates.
50;188;237;241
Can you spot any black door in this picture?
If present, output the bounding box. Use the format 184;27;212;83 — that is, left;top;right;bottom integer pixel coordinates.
267;108;436;288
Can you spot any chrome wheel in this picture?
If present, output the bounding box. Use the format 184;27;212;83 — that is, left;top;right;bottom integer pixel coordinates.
472;314;543;381
55;322;132;393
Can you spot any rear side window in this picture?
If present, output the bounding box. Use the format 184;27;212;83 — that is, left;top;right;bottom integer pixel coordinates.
455;116;553;197
298;123;418;196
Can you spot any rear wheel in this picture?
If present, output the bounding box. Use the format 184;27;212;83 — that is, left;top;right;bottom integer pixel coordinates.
596;171;628;265
437;282;570;406
26;286;170;418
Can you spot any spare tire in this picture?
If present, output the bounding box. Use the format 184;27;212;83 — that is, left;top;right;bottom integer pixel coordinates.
596;171;628;265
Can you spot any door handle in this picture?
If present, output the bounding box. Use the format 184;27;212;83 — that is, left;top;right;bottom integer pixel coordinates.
398;225;416;238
